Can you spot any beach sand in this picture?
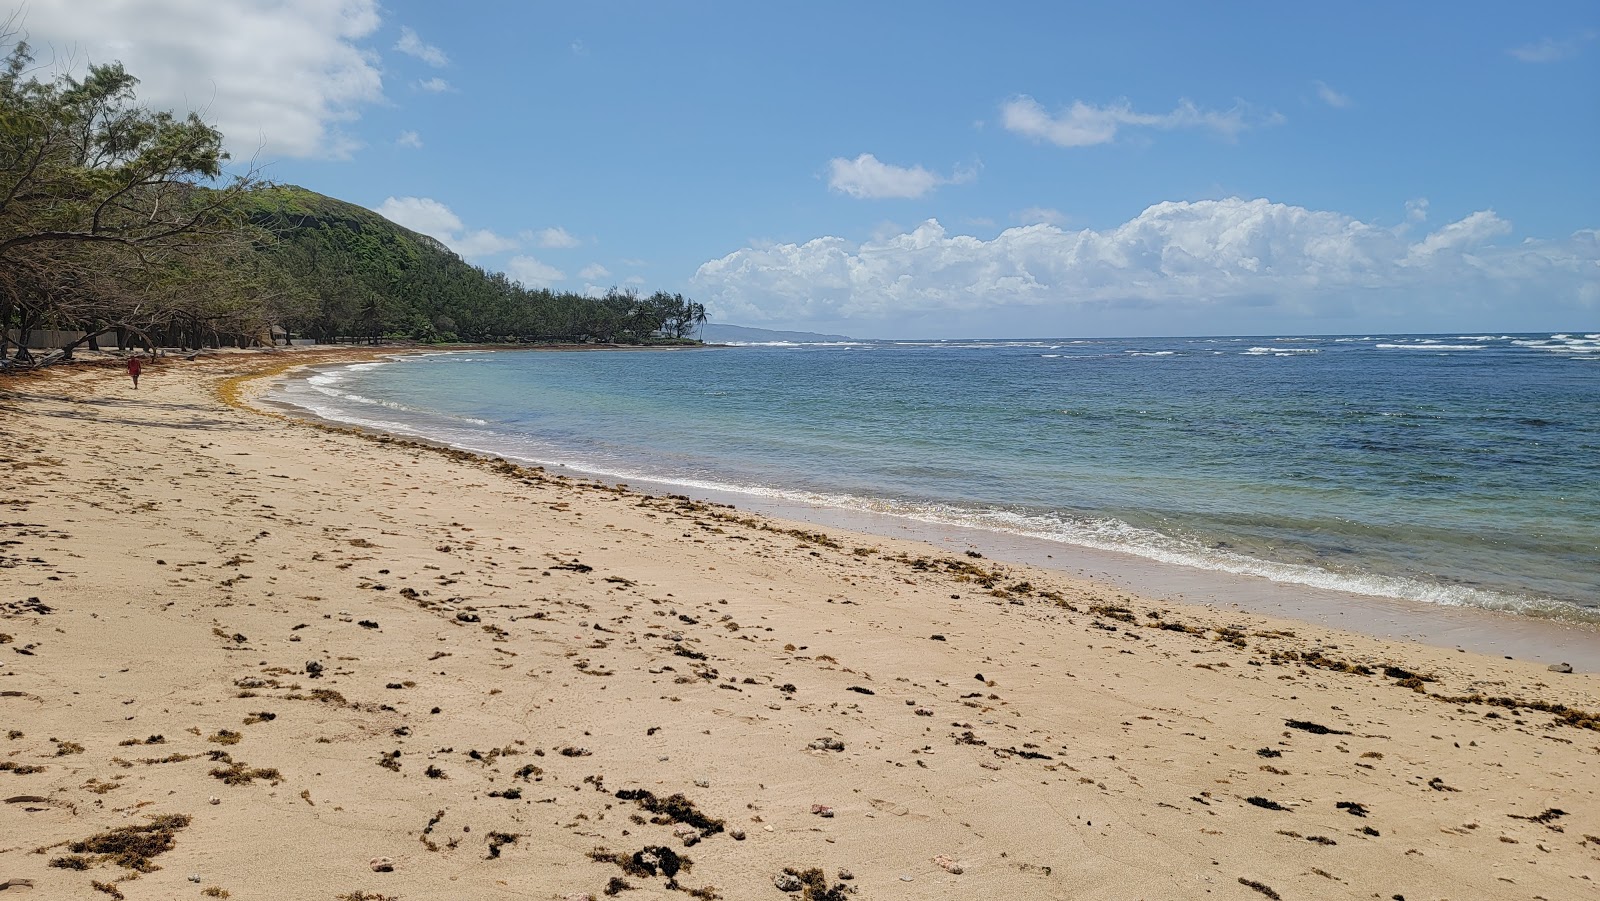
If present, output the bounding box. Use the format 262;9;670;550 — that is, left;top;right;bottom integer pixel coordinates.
1;349;1596;900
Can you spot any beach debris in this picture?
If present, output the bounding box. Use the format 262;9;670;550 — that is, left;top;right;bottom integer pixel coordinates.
0;879;35;892
914;706;934;716
774;872;804;892
1548;662;1574;673
562;894;595;901
207;796;220;805
672;824;701;846
807;737;844;751
485;831;519;859
614;789;725;834
50;813;191;873
1246;796;1289;811
369;857;394;873
837;869;853;880
188;875;202;883
846;686;874;695
1237;877;1282;900
1336;801;1369;817
303;660;324;678
810;804;834;818
729;828;746;841
929;634;946;641
1284;719;1349;736
587;845;688;879
933;854;964;874
774;867;852;899
1508;807;1567;830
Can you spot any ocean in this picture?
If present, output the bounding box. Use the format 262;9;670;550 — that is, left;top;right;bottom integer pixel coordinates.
270;333;1600;624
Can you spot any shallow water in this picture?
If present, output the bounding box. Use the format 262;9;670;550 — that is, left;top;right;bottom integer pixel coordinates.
271;333;1600;624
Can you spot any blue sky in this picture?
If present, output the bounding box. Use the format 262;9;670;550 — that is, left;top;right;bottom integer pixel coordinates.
17;1;1599;338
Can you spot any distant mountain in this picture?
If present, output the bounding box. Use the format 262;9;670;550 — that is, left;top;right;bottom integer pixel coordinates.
701;323;856;343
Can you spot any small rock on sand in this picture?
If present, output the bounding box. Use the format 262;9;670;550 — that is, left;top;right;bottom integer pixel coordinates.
774;872;803;892
934;854;964;874
811;804;835;817
1548;662;1574;673
369;856;395;872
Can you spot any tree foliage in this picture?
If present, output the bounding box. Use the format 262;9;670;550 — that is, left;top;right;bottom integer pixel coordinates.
0;39;705;365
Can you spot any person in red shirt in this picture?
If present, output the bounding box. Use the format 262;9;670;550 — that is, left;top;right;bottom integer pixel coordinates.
127;356;142;389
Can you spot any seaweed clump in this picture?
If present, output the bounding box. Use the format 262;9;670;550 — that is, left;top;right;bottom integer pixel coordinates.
588;845;690;880
780;867;854;901
209;761;283;785
614;789;725;835
51;813;192;873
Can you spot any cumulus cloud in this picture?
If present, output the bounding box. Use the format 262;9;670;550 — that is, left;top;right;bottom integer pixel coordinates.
579;264;611;280
16;0;385;159
396;130;422;148
416;77;453;93
373;196;516;259
1001;95;1278;147
828;153;973;200
1314;80;1352;108
531;227;581;249
395;26;448;67
1404;210;1512;262
507;256;566;289
691;198;1598;324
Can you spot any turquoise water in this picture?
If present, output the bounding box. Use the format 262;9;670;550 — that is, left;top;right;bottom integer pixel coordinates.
272;333;1600;623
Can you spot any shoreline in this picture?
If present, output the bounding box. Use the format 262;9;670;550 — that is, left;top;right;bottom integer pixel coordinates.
259;347;1600;671
4;350;1597;900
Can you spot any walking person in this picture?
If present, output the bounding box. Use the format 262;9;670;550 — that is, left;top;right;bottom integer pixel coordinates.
126;355;142;389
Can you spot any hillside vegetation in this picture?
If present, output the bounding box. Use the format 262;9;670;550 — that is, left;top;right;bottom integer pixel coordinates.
0;39;703;364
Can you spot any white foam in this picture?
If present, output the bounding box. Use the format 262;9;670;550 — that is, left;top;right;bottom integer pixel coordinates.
1375;343;1485;351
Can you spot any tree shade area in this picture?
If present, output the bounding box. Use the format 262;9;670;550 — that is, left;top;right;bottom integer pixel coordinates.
0;39;705;365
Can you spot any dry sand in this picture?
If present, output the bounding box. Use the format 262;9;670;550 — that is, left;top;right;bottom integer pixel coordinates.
1;349;1597;901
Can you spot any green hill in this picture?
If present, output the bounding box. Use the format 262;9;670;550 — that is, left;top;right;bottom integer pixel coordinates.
248;185;705;345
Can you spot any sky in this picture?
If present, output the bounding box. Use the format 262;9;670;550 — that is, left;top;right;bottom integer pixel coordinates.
10;1;1599;338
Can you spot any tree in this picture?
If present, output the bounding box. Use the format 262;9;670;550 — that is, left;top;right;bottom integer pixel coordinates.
1;35;255;362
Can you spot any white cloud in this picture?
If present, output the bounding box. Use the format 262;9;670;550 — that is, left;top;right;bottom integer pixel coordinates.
691;198;1598;325
1014;206;1068;226
16;0;385;159
579;264;611;280
531;227;581;249
1000;95;1278;147
452;230;519;257
1405;198;1430;224
507;256;566;289
395;26;447;67
373;196;516;259
1404;210;1512;262
624;275;646;285
416;77;452;93
396;130;422;148
1314;80;1352;108
374;196;461;235
1509;32;1596;63
827;153;974;200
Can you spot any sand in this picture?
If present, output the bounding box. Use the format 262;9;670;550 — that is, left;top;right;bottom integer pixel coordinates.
1;348;1596;901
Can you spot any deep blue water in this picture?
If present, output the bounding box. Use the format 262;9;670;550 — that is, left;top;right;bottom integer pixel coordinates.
272;333;1600;623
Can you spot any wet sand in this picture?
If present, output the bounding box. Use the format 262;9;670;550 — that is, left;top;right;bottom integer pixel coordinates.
1;349;1596;900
